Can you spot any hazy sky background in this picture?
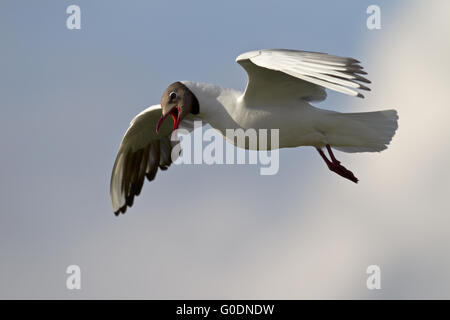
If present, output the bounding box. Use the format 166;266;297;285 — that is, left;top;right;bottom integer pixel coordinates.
1;0;449;299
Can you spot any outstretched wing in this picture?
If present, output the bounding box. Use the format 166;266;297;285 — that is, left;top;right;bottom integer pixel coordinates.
110;105;178;215
236;49;371;103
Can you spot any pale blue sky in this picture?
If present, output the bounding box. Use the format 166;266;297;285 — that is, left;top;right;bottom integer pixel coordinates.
3;1;449;299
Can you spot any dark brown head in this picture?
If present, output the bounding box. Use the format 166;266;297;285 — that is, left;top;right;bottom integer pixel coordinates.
156;82;199;134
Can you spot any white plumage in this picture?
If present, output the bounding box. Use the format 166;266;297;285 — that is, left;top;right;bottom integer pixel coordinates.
110;49;398;214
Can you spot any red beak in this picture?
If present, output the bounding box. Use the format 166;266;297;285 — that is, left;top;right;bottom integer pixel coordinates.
156;106;181;134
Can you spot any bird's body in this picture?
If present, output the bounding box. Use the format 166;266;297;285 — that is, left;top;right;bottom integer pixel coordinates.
183;81;333;150
110;49;398;215
182;81;396;152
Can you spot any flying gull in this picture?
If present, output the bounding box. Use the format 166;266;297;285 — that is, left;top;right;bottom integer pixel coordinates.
110;49;398;215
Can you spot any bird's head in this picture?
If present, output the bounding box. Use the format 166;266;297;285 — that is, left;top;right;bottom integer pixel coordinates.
156;81;199;134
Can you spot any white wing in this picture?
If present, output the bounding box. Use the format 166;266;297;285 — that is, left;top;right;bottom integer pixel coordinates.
110;105;195;215
236;49;371;102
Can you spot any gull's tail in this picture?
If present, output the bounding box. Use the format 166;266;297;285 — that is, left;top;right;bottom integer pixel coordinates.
323;109;399;153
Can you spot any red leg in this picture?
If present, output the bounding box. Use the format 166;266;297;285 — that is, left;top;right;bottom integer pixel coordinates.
316;147;332;169
326;144;339;164
316;145;359;183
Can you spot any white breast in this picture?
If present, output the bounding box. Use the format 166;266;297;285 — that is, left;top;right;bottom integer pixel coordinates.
182;81;330;150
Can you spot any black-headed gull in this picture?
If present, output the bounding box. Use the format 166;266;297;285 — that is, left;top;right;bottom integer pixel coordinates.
110;49;398;215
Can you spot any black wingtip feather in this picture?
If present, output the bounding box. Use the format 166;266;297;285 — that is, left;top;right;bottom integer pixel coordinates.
146;173;156;181
126;195;134;207
115;205;127;215
358;84;371;91
354;75;371;84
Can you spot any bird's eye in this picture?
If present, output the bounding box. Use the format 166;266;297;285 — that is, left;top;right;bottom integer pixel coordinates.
169;92;177;100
